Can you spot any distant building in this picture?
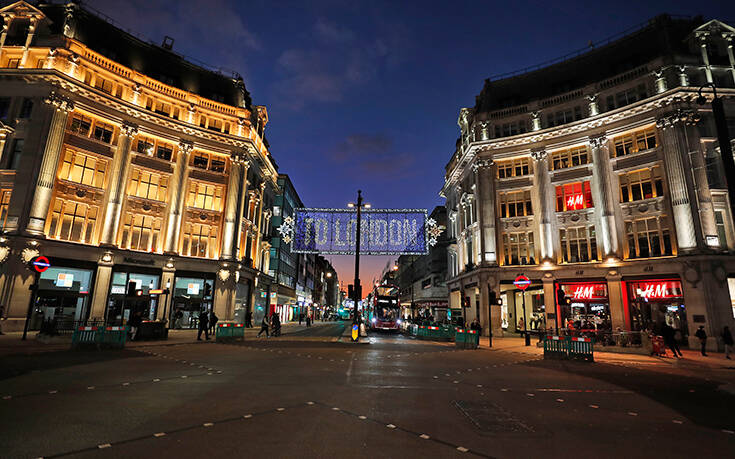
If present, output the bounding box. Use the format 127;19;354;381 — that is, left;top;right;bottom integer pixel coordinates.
442;15;735;349
0;1;277;331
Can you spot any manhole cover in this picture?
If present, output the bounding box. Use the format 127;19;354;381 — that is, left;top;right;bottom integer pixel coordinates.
454;400;534;434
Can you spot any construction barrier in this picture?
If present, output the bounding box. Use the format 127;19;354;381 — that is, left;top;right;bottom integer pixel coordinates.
543;335;594;362
71;326;127;350
216;323;245;342
455;329;480;349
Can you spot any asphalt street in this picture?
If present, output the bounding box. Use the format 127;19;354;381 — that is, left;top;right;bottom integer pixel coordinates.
1;321;734;458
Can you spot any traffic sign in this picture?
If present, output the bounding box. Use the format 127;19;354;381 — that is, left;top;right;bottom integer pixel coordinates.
32;256;50;273
514;275;531;291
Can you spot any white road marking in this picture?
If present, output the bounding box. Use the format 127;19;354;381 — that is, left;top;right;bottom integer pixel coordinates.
243;414;252;419
153;432;166;437
722;429;734;434
419;434;430;439
277;408;285;411
589;405;599;409
453;381;459;384
2;395;11;399
48;390;58;394
627;412;638;416
332;407;340;411
97;444;111;449
87;386;95;390
153;379;160;382
476;385;483;388
672;420;683;424
307;402;314;405
358;415;367;420
457;446;469;453
387;424;396;429
121;383;130;387
556;399;564;402
526;393;535;397
203;422;214;427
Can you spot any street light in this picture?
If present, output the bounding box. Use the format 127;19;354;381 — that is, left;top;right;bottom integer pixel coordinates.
697;83;735;224
348;190;370;341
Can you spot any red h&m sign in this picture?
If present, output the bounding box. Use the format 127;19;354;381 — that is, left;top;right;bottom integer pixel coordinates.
561;283;607;301
630;280;683;300
566;194;585;210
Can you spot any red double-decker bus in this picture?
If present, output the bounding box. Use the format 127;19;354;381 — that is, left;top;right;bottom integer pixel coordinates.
370;285;401;331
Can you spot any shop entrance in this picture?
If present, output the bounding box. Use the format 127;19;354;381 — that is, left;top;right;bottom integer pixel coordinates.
169;275;214;329
627;279;688;343
31;266;94;330
500;281;544;333
557;282;612;332
107;270;160;325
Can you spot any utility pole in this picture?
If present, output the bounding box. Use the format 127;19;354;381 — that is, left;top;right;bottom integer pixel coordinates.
352;190;363;342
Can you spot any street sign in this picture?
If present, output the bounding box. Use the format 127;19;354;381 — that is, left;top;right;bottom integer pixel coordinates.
514;275;531;291
32;256;50;273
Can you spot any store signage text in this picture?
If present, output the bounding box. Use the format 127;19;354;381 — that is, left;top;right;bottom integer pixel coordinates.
564;283;607;300
566;194;585;210
633;281;682;299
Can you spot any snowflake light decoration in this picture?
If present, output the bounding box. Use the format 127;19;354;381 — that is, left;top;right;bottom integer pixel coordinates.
426;218;445;247
277;216;295;245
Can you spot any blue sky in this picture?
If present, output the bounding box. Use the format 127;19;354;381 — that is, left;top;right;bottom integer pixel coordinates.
89;0;735;289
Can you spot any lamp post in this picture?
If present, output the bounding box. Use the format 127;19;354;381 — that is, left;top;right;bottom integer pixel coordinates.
161;279;171;327
697;83;735;222
348;190;368;341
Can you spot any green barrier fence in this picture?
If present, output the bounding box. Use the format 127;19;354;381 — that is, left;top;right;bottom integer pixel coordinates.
71;326;127;349
216;323;245;342
543;335;594;362
455;329;480;349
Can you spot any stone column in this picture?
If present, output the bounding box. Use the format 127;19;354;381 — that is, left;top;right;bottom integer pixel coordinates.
531;149;554;261
89;257;113;321
542;277;556;332
589;134;619;258
656;114;697;252
220;153;243;260
473;159;497;265
235;161;250;260
26;92;74;236
158;267;176;322
252;183;266;270
605;273;627;330
19;17;38;67
164;141;192;254
0;15;9;48
697;34;714;84
726;35;735;85
683;113;719;248
531;112;541;131
100;123;137;246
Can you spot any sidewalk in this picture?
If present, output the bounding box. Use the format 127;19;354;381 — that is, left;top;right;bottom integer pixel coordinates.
0;321;332;356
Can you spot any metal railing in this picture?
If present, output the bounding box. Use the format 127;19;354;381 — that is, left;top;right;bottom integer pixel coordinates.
38;319;106;336
554;328;644;347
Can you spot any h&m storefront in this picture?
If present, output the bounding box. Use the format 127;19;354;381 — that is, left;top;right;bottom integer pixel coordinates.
556;281;612;332
625;278;687;341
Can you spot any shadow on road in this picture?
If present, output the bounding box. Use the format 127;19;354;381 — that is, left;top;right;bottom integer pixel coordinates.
0;349;147;380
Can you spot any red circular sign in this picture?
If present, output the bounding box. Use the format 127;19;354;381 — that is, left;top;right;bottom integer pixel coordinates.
514;275;531;291
32;256;50;273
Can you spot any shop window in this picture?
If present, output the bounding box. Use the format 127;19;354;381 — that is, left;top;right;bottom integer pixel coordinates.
560;226;598;263
69;114;93;137
108;272;161;322
180;222;218;258
625;216;673;259
127;168;168;201
612;127;657;157
628;280;687;340
497;158;530;178
558;283;611;331
120;213;162;252
187;182;223;211
550;146;589;170
91;121;114;144
47;199;98;243
59;150;107;188
619;167;664;202
502;231;535;265
0;189;11;229
498;190;532;218
556;181;593;211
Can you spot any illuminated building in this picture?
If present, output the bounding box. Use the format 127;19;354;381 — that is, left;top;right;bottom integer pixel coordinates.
0;1;277;331
442;15;735;349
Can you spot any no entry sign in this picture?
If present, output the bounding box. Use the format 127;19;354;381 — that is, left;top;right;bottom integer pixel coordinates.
32;256;50;273
514;275;531;291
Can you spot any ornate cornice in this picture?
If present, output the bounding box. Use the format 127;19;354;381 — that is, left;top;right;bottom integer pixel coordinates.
178;140;193;155
655;108;700;130
588;133;607;148
120;122;138;138
43;90;74;113
530;148;547;161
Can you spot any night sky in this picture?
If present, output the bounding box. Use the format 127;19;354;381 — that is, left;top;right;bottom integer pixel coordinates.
89;0;734;292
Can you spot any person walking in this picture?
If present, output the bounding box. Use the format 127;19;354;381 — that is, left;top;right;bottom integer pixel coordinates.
273;313;282;336
209;310;218;335
661;322;683;358
128;311;142;341
306;314;311;327
722;326;733;360
695;325;707;356
197;310;210;341
257;314;269;338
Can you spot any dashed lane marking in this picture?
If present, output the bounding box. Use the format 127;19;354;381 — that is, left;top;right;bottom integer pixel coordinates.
153;432;166;437
97;444;111;449
387;424;396;429
589;405;599;409
457;446;469;453
203;423;214;427
672;420;683;424
420;434;430;439
627;412;638;416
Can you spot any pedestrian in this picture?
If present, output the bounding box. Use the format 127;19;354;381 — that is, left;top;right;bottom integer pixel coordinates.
209;310;218;335
273;313;281;336
306;314;311;327
517;318;525;334
722;326;733;360
660;322;683;358
197;310;210;341
245;310;253;328
174;309;184;329
257;314;269;338
129;311;142;341
470;318;482;335
695;325;707;356
299;313;303;325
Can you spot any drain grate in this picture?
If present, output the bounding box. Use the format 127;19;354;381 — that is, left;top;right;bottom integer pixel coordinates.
454;400;534;434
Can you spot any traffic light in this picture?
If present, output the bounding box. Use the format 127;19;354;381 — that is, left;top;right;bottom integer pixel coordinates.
203;282;212;298
556;287;571;306
463;296;471;309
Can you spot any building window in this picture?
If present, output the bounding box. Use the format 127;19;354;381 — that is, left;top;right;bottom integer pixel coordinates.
556;181;593;211
497;158;530;178
207;118;223;132
6;58;20;68
136;137;155;155
187;182;223;211
127;168;168;201
18;98;33;118
0;97;10;121
715;210;728;249
619;167;664;203
210;157;225;173
550;146;589;170
560;226;598;263
612;127;657;157
605;84;647;111
69;114;93;137
181;222;218;258
625;216;673;259
546;106;583;128
498;190;533;217
120;213;162;252
192;152;209;169
91;121;114;144
59;150;107;188
502;232;535;265
47;199;98;243
0;189;11;229
156;144;173;161
93;77;115;95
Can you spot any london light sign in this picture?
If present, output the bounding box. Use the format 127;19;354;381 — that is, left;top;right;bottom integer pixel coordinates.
278;208;443;255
